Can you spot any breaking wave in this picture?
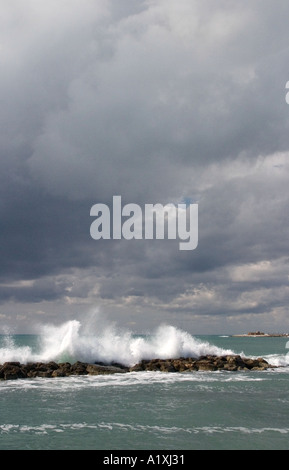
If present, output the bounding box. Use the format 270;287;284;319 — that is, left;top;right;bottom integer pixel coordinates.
0;319;235;366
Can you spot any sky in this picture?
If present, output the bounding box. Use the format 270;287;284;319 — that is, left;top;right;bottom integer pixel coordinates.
1;0;289;335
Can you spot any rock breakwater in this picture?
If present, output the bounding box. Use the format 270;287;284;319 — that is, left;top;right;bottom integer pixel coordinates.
130;355;275;372
0;355;277;380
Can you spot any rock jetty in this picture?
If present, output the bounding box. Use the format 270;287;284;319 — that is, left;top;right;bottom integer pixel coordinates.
0;355;276;381
129;355;275;372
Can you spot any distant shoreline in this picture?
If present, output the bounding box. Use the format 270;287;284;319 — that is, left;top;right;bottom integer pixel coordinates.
232;333;289;337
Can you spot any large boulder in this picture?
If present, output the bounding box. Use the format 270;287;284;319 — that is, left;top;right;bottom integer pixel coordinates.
0;362;26;380
86;364;127;375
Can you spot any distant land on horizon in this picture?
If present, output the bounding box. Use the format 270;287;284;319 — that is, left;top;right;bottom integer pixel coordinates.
232;331;289;337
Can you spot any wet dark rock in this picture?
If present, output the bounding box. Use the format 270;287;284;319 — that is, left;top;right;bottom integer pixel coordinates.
128;355;276;373
0;355;277;381
86;363;128;375
71;361;88;375
0;362;26;380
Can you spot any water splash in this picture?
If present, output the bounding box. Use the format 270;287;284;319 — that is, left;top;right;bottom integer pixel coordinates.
0;319;235;366
0;333;34;363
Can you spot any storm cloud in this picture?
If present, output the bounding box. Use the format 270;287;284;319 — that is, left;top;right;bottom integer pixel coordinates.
1;0;289;334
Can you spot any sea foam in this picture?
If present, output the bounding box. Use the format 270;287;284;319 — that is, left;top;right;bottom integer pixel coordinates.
0;319;235;366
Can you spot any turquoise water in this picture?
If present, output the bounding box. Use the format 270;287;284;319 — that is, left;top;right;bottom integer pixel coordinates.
0;328;289;450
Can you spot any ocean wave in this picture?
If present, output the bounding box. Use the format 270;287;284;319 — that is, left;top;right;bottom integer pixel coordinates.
1;318;289;370
2;421;289;437
262;354;289;368
0;319;235;366
0;368;268;395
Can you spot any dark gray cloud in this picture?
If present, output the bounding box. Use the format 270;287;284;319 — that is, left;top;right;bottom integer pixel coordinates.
1;0;289;333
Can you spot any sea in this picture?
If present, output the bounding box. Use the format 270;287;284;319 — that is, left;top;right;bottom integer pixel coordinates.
0;319;289;452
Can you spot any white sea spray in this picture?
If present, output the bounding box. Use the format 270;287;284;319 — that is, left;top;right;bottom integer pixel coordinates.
0;318;234;365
